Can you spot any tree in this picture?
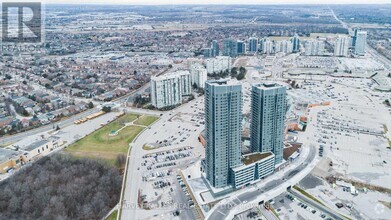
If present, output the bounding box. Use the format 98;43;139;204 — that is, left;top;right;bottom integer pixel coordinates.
88;102;94;109
192;83;198;89
239;66;246;75
291;80;296;88
230;67;238;78
102;106;111;113
22;109;29;117
236;72;245;80
236;66;247;80
0;154;122;220
115;154;127;169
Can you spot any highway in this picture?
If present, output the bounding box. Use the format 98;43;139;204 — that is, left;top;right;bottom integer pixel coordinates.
207;142;317;220
330;7;391;70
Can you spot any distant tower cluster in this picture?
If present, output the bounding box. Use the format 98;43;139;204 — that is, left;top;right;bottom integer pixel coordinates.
334;36;350;57
262;38;274;54
222;38;238;57
353;29;367;56
305;40;325;56
205;56;232;74
211;40;219;57
236;40;246;55
333;28;367;57
206;34;304;57
203;40;220;58
275;40;293;54
290;33;301;53
248;37;258;53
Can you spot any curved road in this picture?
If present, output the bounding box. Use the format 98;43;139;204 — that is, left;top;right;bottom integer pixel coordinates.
207;143;317;220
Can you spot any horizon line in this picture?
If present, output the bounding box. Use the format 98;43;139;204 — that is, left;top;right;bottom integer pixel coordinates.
43;2;391;5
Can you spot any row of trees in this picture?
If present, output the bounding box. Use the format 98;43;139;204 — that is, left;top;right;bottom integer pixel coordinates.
0;154;122;220
208;66;247;81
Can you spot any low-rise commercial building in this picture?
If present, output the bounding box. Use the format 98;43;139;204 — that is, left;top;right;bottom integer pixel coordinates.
232;152;275;189
0;148;22;174
305;40;325;56
21;137;62;163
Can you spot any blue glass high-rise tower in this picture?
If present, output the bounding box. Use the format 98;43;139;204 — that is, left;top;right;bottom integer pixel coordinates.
205;79;242;188
250;82;286;164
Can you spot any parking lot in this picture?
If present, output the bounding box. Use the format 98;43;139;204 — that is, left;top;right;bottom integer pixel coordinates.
271;192;335;220
124;96;206;220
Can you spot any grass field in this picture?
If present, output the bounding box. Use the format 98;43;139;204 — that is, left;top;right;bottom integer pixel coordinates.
106;210;118;220
134;115;159;126
65;113;147;165
119;113;140;123
293;185;324;206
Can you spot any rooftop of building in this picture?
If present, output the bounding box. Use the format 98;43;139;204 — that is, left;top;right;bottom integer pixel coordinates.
22;139;50;152
151;70;190;80
0;148;20;163
242;152;273;165
253;81;285;90
206;79;239;86
283;143;302;160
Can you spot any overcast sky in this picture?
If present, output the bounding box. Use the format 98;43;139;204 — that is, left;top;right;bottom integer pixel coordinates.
44;0;391;4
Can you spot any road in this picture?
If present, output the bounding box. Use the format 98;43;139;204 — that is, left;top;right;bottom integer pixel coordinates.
0;80;152;146
120;96;205;220
330;6;391;70
207;142;317;220
173;177;197;220
0;108;99;145
257;206;279;220
288;189;345;220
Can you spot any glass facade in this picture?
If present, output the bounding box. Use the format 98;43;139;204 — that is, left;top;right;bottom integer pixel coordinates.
250;83;286;164
205;80;242;188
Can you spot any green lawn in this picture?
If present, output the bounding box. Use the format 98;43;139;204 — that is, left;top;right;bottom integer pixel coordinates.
134;115;159;126
142;144;157;151
106;210;118;220
65;113;145;165
120;113;140;123
293;185;324;206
